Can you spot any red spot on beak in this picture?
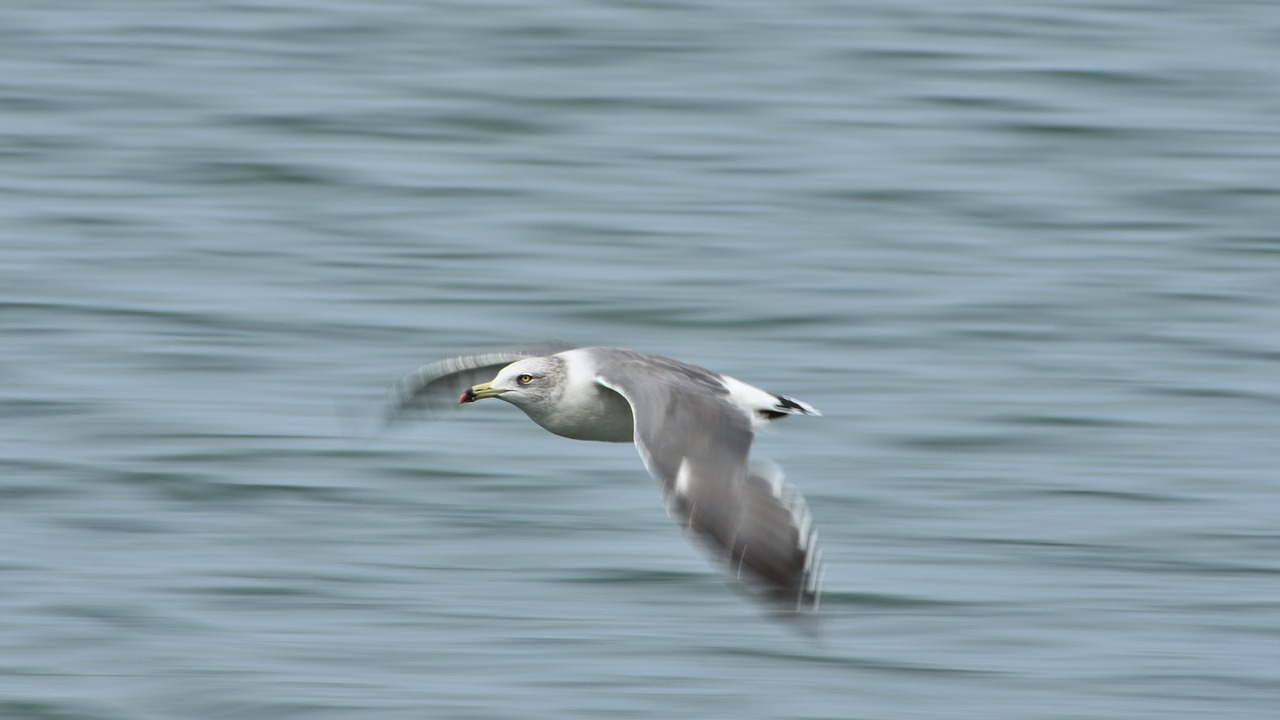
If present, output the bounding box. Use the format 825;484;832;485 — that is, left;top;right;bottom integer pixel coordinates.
459;388;477;405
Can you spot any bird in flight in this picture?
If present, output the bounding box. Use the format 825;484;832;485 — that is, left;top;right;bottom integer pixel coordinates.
386;343;824;617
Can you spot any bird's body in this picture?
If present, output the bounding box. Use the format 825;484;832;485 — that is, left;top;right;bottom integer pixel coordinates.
387;344;825;616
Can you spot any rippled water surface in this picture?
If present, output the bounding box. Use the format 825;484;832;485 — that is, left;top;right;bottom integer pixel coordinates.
3;2;1279;719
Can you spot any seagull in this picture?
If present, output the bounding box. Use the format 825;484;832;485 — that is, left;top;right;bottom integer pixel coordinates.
386;343;824;615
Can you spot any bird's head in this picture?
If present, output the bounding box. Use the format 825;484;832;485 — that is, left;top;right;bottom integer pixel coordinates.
458;356;563;411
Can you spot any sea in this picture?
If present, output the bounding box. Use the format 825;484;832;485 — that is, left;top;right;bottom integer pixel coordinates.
2;2;1278;718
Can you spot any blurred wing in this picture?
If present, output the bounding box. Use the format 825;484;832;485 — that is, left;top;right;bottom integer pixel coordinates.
385;342;576;423
737;459;822;612
595;360;821;613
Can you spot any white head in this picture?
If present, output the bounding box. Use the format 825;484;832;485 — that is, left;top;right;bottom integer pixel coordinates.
459;356;568;416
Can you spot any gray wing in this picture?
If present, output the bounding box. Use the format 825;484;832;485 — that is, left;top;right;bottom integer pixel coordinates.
595;353;821;613
385;342;576;423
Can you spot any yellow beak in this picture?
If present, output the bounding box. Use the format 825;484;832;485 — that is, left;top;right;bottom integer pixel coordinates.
458;380;508;404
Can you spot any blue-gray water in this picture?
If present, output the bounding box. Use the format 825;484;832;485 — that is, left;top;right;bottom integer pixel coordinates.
3;2;1279;719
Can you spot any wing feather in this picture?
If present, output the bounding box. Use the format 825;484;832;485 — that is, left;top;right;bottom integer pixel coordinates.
595;354;821;613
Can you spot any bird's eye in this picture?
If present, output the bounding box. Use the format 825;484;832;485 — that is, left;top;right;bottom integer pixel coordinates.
517;373;534;385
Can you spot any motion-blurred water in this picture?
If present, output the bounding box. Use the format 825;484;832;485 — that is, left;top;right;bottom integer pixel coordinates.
3;2;1278;719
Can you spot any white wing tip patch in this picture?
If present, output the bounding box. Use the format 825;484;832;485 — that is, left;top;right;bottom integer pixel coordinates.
674;458;694;497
